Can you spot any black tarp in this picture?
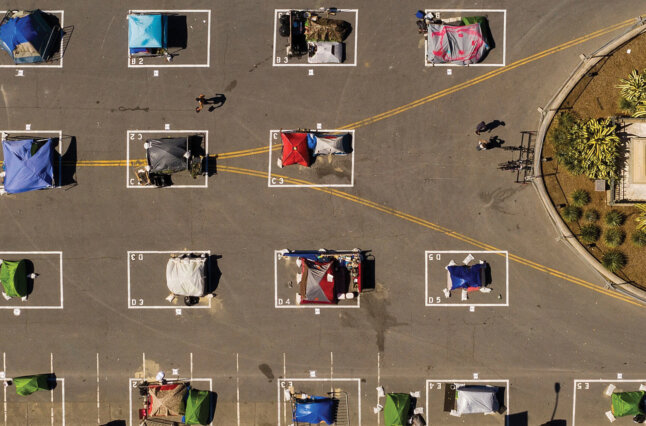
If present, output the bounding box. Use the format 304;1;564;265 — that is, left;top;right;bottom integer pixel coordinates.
146;138;188;174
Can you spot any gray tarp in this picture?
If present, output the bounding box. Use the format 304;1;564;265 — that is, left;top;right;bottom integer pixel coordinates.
146;138;188;173
308;41;343;64
456;386;499;415
166;257;206;297
427;23;488;65
313;134;351;155
304;261;332;303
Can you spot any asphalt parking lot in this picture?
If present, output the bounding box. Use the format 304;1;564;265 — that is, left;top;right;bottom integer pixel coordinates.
0;1;645;425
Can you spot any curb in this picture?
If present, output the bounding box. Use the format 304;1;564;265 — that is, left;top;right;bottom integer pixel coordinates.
532;17;646;304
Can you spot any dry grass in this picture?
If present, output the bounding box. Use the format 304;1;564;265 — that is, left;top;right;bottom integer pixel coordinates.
541;33;646;290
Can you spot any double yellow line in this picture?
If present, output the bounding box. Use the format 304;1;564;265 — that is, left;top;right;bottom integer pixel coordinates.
219;165;643;307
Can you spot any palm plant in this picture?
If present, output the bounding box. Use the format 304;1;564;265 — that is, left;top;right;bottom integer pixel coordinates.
604;228;625;247
635;204;646;230
561;205;582;223
605;210;625;227
584;209;599;222
579;224;601;244
617;69;646;103
566;118;620;180
601;250;627;273
571;189;591;207
631;230;646;247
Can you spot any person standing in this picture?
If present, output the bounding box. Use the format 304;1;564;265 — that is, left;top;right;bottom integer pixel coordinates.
475;121;487;135
477;139;488;151
195;94;206;113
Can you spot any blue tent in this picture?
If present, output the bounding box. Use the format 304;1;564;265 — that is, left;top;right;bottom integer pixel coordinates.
0;10;60;63
2;139;54;194
293;396;334;424
447;263;486;290
128;14;167;53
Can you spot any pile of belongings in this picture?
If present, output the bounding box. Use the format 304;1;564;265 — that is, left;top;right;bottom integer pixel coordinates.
443;257;491;300
424;14;493;65
278;131;352;168
2;138;55;194
0;10;60;63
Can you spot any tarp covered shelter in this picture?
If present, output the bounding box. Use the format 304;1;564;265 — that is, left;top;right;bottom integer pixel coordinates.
456;386;499;415
447;263;486;290
308;41;343;64
312;134;352;156
184;389;212;425
611;391;645;417
292;396;335;424
14;374;51;396
146;138;189;174
0;260;27;298
281;132;310;167
384;393;411;426
148;382;188;417
2;138;54;194
128;14;167;53
0;10;60;63
427;23;488;65
166;256;206;297
305;17;351;42
300;259;338;304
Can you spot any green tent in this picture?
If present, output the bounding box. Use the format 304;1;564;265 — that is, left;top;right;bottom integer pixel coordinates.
185;389;211;425
13;374;51;396
0;260;27;298
384;393;411;426
611;391;645;417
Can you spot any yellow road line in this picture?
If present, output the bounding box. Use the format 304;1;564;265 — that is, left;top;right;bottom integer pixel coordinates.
219;165;643;308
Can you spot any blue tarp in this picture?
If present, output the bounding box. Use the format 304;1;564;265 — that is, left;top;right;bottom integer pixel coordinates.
448;263;485;290
128;14;167;50
0;10;58;63
2;139;54;194
293;396;334;425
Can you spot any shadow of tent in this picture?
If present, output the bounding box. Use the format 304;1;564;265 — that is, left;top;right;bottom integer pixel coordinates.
206;255;222;294
207;391;218;424
506;411;528;426
205;155;217;177
52;136;77;187
360;252;376;292
166;15;187;49
100;421;126;426
24;259;35;297
541;421;567;426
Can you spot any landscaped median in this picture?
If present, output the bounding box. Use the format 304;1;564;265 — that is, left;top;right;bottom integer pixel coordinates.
534;17;646;299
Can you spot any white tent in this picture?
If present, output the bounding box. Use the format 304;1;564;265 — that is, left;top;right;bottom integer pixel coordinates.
166;256;206;297
313;134;351;156
308;42;343;64
456;386;499;415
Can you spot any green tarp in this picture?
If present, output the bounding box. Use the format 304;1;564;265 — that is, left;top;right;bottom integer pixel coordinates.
0;260;27;298
185;389;211;425
611;391;645;417
14;374;50;396
384;393;410;426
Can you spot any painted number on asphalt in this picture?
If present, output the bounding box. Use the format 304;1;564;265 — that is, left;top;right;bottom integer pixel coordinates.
576;382;590;390
131;299;144;306
428;297;441;304
276;56;289;64
131;58;144;65
428;254;441;261
129;133;143;140
277;298;291;305
280;381;293;388
271;177;284;185
428;382;442;390
130;253;144;261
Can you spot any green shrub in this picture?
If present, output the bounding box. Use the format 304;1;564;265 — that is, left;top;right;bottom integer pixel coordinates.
631;230;646;247
636;204;646;231
604;228;625;247
571;189;591;207
619;97;636;114
601;250;627;272
617;69;646;103
561;205;582;223
584;209;599;222
604;210;625;227
579;224;601;244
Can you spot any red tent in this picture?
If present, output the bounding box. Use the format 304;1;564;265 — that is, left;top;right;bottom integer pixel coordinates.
281;132;310;167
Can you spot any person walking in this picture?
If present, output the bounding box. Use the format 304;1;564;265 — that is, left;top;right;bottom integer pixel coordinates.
195;94;206;113
475;121;487;135
477;139;488;151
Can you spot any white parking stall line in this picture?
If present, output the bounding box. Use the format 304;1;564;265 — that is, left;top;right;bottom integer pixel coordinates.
126;130;208;188
572;379;646;426
0;10;64;68
267;129;356;188
423;9;507;67
127;250;211;309
127;10;211;68
0;251;63;309
425;250;509;307
272;9;358;67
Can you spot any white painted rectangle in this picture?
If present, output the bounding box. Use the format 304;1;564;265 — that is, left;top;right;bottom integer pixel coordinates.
423;9;507;67
127;250;211;309
0;251;63;309
267;129;355;188
0;10;64;68
572;379;646;426
426;379;509;425
425;250;509;307
126;130;208;188
272;9;359;67
2;378;65;424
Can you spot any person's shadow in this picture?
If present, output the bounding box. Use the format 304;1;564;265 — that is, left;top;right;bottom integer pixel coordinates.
487;136;505;149
486;120;505;132
207;94;226;111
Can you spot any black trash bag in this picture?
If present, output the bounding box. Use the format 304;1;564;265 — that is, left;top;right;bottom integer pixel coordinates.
411;414;426;426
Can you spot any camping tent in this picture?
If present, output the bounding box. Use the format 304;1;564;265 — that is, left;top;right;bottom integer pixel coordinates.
2;138;54;193
14;374;52;396
166;256;206;297
128;14;167;53
447;263;486;290
308;41;343;64
611;391;645;417
300;259;338;304
456;386;499;415
312;134;352;156
280;132;310;167
0;260;27;298
0;10;60;63
292;396;335;424
427;23;488;65
146;138;189;174
384;393;411;426
148;383;187;417
184;389;212;425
